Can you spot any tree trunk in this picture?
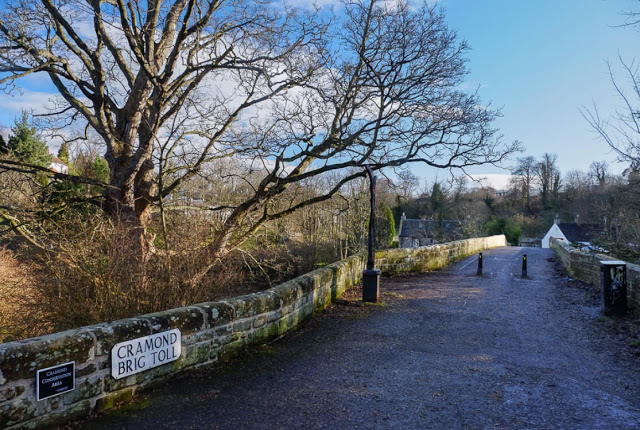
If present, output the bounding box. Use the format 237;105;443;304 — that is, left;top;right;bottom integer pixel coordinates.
103;142;155;261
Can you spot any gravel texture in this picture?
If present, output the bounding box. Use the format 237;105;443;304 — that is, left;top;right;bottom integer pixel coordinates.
77;247;640;429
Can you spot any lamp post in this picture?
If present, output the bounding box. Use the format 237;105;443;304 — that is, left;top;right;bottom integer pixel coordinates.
362;165;381;302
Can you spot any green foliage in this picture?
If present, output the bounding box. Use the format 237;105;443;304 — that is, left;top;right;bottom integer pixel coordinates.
57;143;70;164
431;182;446;234
7;111;51;167
0;133;7;154
384;202;396;245
393;197;429;221
483;215;521;245
43;179;97;220
483;193;495;214
431;182;444;213
375;202;396;248
514;213;547;238
92;157;109;183
35;147;110;220
73;150;109;183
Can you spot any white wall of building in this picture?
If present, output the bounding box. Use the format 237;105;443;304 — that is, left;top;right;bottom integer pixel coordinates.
542;224;567;248
50;161;69;174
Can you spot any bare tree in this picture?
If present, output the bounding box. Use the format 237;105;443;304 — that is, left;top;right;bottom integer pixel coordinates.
581;2;640;166
0;0;519;273
537;153;560;210
582;57;640;169
619;2;640;27
589;160;609;186
395;170;420;201
0;0;324;251
511;155;537;211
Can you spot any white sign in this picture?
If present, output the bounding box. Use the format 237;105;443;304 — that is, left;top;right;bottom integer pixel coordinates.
111;329;181;379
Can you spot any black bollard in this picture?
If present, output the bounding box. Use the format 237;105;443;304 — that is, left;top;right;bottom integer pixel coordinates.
522;254;527;278
477;252;483;276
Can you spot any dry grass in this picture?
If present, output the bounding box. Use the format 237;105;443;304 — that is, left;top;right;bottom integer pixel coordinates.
0;211;331;342
0;246;46;342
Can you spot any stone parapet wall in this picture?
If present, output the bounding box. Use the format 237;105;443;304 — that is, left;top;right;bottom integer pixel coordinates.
0;235;505;429
550;237;640;312
378;235;507;275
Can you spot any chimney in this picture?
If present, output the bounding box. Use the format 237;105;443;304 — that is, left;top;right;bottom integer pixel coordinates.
575;214;580;225
554;213;559;225
401;212;406;221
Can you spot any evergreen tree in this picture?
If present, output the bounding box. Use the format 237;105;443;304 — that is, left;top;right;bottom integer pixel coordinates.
484;216;521;245
431;182;445;231
0;132;7;154
8;111;51;167
375;202;396;248
57;143;70;164
92;157;109;183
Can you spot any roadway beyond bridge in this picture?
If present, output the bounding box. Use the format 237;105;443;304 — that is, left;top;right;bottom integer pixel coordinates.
78;247;640;429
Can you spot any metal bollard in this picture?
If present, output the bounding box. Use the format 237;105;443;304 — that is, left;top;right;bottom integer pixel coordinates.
522;254;527;278
477;252;483;276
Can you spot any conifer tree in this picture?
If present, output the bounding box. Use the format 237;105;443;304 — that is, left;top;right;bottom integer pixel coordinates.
0;132;7;154
7;111;51;167
57;143;69;164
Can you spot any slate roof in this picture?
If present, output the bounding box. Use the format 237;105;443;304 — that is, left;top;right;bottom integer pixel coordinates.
399;219;462;239
557;223;603;244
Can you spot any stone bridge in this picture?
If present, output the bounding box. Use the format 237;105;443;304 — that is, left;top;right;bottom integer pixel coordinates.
3;236;640;428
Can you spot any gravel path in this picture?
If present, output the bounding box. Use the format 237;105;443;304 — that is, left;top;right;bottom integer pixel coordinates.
78;247;640;429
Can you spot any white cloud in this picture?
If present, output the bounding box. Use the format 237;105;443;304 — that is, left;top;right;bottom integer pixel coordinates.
0;89;57;118
467;173;514;190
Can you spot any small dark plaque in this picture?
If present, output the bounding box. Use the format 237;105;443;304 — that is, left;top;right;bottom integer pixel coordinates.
36;361;75;401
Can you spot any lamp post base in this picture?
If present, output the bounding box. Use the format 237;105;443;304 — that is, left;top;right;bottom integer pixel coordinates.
363;268;381;302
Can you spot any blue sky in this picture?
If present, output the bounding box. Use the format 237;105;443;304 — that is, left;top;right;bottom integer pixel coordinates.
0;0;638;182
432;0;640;180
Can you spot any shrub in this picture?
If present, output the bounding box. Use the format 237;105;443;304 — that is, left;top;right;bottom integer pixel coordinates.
484;215;521;245
1;211;328;339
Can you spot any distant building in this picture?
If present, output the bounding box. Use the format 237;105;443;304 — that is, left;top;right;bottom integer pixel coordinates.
1;133;70;174
397;213;464;248
50;156;69;174
542;221;603;248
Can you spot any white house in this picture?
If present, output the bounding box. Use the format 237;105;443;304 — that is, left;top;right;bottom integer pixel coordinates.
50;156;69;174
542;221;602;248
542;223;568;248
